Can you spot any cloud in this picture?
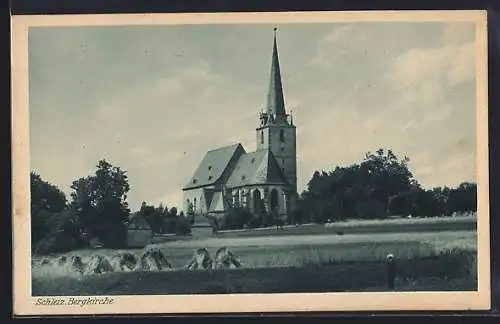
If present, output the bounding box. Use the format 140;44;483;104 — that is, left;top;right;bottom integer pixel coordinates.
385;41;475;90
79;56;261;209
28;23;479;212
308;24;369;68
295;21;477;193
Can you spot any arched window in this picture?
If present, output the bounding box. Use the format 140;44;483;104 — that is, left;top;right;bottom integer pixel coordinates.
261;130;264;144
280;129;285;142
253;189;262;215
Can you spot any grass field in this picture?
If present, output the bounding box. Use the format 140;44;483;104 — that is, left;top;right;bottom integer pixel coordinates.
31;217;478;296
216;215;476;238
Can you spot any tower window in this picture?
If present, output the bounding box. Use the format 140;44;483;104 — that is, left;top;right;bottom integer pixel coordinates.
192;179;197;184
280;129;285;142
208;176;213;181
208;165;212;170
261;131;264;144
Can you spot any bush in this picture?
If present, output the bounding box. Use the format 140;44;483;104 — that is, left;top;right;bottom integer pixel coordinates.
33;210;87;256
174;216;191;235
98;223;128;249
223;207;254;230
287;208;304;225
33;230;85;256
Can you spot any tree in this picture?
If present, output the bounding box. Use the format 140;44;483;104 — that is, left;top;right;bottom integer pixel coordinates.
33;208;86;255
30;172;67;244
138;202;165;234
69;159;130;248
429;186;452;216
360;148;415;213
186;202;195;225
169;207;178;218
448;182;477;213
299;148;418;221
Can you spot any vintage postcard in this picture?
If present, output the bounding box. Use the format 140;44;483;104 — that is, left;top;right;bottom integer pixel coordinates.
11;10;490;315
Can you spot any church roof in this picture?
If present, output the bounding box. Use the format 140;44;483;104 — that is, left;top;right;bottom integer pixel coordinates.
183;143;246;190
225;149;289;189
208;191;227;213
266;28;286;117
202;188;215;211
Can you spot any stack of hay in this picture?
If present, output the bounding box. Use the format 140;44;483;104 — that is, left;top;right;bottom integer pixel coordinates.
138;247;172;271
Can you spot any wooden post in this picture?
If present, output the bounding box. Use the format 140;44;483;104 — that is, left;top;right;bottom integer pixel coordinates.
387;253;396;290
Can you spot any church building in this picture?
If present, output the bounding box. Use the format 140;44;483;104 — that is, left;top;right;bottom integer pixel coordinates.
182;29;298;224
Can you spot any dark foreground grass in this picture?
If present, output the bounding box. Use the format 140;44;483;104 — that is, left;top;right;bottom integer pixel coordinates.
32;252;476;296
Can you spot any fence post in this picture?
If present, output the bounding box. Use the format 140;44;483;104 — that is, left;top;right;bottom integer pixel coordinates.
387;253;396;290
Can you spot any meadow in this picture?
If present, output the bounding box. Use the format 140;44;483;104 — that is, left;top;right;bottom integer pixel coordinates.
215;214;476;237
31;216;478;296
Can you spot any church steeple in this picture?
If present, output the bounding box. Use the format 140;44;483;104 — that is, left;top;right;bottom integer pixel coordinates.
266;28;286;117
256;28;297;197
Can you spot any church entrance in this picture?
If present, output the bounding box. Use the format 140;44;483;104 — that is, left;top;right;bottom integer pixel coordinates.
253;189;262;215
270;188;279;213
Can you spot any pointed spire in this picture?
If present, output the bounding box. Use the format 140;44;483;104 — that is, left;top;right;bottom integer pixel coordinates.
266;27;286;117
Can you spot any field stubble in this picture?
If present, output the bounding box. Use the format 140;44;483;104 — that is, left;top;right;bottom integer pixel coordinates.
31;229;477;295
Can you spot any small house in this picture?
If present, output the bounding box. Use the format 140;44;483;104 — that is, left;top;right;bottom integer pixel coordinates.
127;214;153;248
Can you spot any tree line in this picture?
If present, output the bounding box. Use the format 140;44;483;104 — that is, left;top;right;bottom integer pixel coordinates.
30;159;188;255
221;148;477;229
290;148;476;224
31;148;478;252
133;202;191;236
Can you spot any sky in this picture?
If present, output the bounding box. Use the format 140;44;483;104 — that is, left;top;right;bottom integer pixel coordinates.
28;21;478;212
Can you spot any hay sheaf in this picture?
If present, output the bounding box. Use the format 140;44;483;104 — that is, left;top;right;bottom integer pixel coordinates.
138;248;172;271
86;255;114;275
119;253;138;271
110;253;138;272
40;258;51;266
211;247;242;270
186;248;212;270
70;255;85;274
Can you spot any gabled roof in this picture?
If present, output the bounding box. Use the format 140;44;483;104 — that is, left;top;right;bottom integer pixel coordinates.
128;214;152;230
183;143;246;190
225;149;289;189
208;191;227;213
202;188;215;211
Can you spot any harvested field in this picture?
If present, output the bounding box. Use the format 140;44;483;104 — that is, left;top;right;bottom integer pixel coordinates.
31;228;477;296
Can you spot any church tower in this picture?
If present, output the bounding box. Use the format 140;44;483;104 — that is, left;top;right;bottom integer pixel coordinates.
256;28;298;196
